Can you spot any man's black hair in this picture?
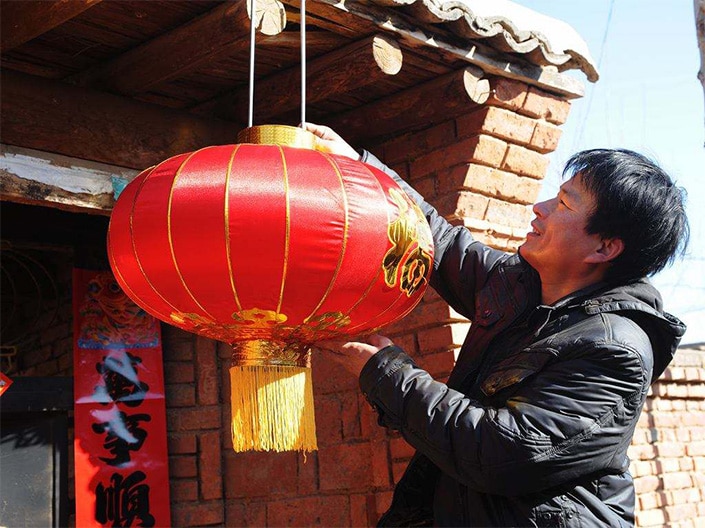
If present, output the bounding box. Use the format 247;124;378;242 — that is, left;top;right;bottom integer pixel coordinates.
563;148;689;283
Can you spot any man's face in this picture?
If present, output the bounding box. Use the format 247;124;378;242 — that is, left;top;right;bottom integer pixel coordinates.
519;175;603;277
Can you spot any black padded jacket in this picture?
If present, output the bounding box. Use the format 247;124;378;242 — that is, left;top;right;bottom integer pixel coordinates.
358;151;686;527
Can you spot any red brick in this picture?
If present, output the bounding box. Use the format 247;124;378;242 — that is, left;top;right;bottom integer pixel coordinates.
530;120;562;154
165;384;196;407
170;478;198;502
162;326;195;361
390;436;415;460
662;471;693;490
297;451;319;495
224;450;299;498
522;87;572;125
167;405;221;431
267;495;349;527
457;106;536;145
382;120;456;165
656;442;687;457
370;439;392;488
687;441;705;456
164;361;195;384
388;160;410;181
630;460;657;478
665;503;698;522
350;494;371;528
375;491;394;518
169;456;198;478
412;175;437;199
168;433;197;454
199;431;223;500
486;77;529;111
319;442;372;491
440;164;543;205
392;459;408;484
634;474;662;493
195;336;219;405
388;333;417;357
225;500;267;527
170;501;223;527
638;490;667;510
485;199;533;230
359;395;384;441
628;443;658;460
341;390;363;440
636;507;666;527
417;349;457;379
434;191;489;221
315;393;344;445
410;135;507;179
501;144;549;179
311;350;359;395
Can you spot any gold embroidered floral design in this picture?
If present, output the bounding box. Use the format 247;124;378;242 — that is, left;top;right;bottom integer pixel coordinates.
382;188;433;297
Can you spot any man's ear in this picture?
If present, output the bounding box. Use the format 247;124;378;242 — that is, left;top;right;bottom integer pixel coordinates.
585;237;624;264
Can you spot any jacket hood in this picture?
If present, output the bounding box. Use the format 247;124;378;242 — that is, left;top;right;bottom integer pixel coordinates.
579;278;687;380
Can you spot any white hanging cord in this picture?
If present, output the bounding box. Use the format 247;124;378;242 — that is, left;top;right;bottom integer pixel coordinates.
248;0;257;128
300;0;307;128
247;0;308;129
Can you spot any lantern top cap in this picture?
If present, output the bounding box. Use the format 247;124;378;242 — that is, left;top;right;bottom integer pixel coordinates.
237;124;316;150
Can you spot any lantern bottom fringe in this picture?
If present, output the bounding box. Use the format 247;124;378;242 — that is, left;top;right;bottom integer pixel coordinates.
229;365;317;453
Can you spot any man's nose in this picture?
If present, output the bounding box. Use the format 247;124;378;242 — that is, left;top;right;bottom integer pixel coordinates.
533;199;551;217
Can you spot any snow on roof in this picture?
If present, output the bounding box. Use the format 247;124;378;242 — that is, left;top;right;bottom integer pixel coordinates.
372;0;599;82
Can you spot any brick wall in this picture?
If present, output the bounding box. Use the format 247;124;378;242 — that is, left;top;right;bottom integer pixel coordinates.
631;346;705;527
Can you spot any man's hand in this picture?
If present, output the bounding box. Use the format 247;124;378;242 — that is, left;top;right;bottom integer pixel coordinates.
303;122;361;160
315;334;394;377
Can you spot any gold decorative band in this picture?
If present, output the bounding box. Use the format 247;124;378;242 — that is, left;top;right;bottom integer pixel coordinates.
231;339;311;368
237;124;316;149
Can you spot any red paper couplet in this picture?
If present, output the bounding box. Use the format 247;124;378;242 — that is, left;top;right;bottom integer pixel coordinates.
72;268;170;527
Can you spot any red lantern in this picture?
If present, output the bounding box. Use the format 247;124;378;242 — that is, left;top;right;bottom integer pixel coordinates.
108;125;433;452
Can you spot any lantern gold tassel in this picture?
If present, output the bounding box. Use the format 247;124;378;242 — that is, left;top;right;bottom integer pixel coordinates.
229;342;317;452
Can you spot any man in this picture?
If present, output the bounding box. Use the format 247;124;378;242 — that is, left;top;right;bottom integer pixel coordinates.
306;123;689;527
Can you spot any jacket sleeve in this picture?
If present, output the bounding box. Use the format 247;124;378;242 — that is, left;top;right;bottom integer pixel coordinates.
360;150;508;320
359;328;650;496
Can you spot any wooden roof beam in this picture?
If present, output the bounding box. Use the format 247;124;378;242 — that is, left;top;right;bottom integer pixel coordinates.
326;65;490;145
69;0;286;96
1;0;102;52
192;34;403;122
302;0;584;99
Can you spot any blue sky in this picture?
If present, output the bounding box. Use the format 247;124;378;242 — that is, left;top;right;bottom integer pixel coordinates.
519;0;705;344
